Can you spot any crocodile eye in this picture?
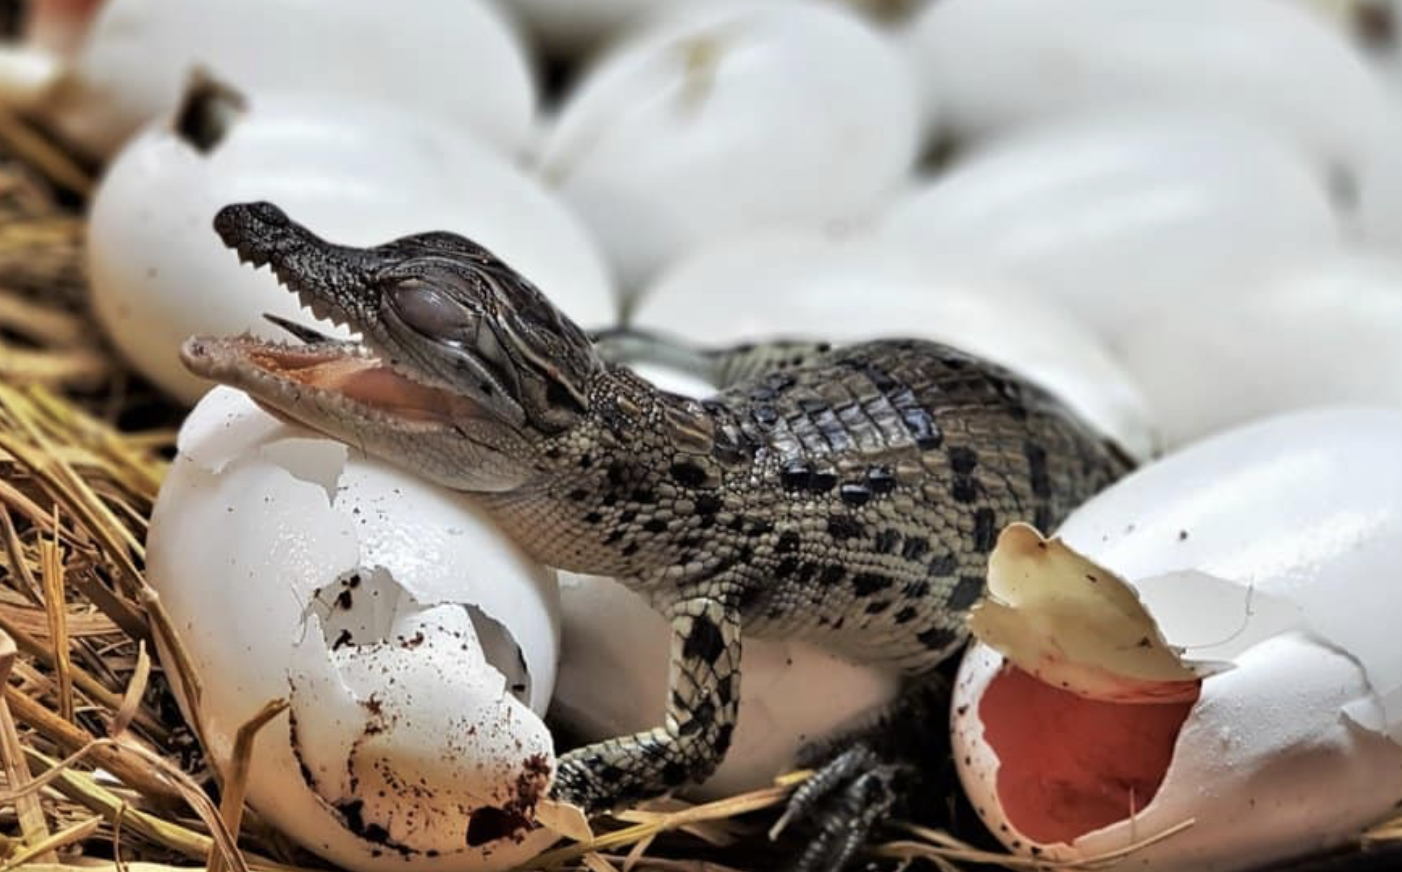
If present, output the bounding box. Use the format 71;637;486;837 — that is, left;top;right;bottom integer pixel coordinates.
388;280;477;344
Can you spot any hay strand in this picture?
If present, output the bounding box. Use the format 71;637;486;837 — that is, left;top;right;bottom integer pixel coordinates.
0;112;94;196
206;699;289;872
0;814;102;871
0;627;56;863
38;509;74;722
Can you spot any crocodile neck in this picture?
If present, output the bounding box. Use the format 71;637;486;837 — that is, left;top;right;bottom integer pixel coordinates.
478;363;735;584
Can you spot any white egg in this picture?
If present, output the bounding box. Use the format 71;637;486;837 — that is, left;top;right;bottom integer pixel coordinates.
875;112;1342;346
148;387;562;872
538;1;919;293
627;361;717;398
552;572;900;799
1116;249;1402;448
87;92;615;404
493;0;791;56
633;226;1158;460
1356;110;1402;252
952;408;1402;871
11;0;536;160
903;0;1389;172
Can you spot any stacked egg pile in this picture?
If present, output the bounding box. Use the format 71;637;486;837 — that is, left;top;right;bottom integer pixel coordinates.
7;1;1402;869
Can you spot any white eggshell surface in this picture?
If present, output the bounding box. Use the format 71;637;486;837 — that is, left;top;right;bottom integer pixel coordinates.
552;573;900;799
876;112;1342;345
494;0;789;55
41;0;536;159
147;388;562;871
539;1;919;292
1117;250;1402;448
903;0;1388;171
634;227;1158;460
1356;110;1402;253
953;408;1402;870
88;94;615;404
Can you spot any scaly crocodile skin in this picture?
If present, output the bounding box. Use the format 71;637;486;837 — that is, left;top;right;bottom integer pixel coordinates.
478;340;1131;804
181;202;1132;817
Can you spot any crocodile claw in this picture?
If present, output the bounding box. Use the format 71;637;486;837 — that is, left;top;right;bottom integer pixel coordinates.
774;672;957;872
776;742;909;872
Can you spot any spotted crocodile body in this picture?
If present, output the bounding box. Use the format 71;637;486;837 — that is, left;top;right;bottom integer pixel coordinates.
481;338;1126;673
181;202;1131;829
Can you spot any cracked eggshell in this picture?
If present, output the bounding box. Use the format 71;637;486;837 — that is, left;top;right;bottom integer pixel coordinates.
1116;249;1402;448
634;226;1158;460
88;93;615;405
875;111;1342;346
146;387;561;871
952;408;1402;871
551;573;900;799
22;0;536;160
538;1;919;293
903;0;1389;172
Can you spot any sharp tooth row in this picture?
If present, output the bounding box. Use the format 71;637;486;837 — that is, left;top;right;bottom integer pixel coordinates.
291;286;350;329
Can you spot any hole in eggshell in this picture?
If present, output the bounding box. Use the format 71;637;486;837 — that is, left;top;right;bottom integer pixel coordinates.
309;567;532;705
979;662;1197;846
173;72;248;153
467;605;532;706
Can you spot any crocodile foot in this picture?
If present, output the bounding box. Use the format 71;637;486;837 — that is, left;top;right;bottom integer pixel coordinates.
774;741;910;872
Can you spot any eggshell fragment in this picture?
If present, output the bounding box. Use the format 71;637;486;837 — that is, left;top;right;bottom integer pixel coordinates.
970;524;1215;705
953;408;1402;870
903;0;1389;172
876;112;1342;345
147;387;562;871
88;93;615;404
28;0;537;159
1116;249;1402;447
539;2;919;292
634;226;1158;459
551;573;900;799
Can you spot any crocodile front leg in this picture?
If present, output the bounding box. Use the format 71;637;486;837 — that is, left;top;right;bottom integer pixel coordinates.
552;592;743;811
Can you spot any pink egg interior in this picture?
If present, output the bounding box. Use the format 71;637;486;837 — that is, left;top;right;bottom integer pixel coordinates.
979;663;1199;845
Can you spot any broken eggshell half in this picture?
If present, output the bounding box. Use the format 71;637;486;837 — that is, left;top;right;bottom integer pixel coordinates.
146;387;562;871
953;407;1402;871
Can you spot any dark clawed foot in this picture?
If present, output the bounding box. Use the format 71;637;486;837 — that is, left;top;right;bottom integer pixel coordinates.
773;742;911;872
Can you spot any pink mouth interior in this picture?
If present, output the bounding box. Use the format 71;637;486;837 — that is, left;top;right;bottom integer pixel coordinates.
246;346;465;422
979;663;1197;845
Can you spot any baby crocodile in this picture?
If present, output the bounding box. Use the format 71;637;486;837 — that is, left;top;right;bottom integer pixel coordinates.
182;202;1131;869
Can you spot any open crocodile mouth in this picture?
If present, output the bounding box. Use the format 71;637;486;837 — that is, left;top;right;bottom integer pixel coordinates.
181;332;479;429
